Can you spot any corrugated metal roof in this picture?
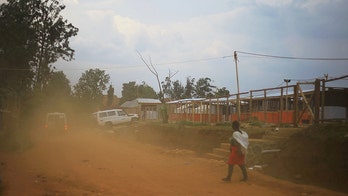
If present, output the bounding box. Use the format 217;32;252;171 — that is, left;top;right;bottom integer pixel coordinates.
167;88;317;104
136;98;161;104
120;98;161;108
120;100;138;108
167;98;205;104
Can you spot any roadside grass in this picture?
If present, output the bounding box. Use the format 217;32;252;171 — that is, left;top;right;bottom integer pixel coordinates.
137;120;268;139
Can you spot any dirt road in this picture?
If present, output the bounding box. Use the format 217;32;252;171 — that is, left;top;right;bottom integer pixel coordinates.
0;126;346;196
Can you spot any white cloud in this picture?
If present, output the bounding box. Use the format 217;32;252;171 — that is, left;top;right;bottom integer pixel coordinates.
62;0;79;5
113;15;163;50
300;0;342;11
256;0;293;7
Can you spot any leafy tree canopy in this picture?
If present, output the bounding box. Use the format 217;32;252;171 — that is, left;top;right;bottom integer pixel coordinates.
73;69;110;111
38;71;71;112
215;87;230;97
0;0;78;118
0;0;78;92
194;77;216;98
0;0;38;102
45;71;71;96
160;76;228;100
171;80;184;100
106;84;115;107
184;77;195;99
120;81;157;104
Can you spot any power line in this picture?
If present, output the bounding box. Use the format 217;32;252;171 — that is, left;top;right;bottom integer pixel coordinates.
0;68;32;71
2;50;347;72
0;55;234;71
156;55;232;66
236;51;348;61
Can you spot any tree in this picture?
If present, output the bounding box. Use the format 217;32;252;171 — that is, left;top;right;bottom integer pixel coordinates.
138;82;157;99
73;69;110;111
184;77;195;98
162;76;229;100
0;0;78;121
120;81;137;104
215;87;230;97
106;84;114;108
137;51;169;123
30;0;79;91
137;51;163;102
194;77;216;98
0;0;78;91
120;81;157;104
161;70;179;100
162;76;172;99
45;71;71;97
172;80;185;100
38;71;71;112
0;0;38;114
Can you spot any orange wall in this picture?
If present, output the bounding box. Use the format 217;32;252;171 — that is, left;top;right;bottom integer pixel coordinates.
169;110;311;125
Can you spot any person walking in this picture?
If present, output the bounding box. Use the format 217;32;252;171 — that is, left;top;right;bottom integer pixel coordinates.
222;121;249;182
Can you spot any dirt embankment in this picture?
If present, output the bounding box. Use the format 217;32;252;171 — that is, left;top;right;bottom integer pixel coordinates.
261;124;348;193
133;122;348;193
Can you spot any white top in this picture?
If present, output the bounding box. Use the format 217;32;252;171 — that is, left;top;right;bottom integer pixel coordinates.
233;130;249;149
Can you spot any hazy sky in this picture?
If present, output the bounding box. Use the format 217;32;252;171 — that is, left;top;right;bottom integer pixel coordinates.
3;0;348;96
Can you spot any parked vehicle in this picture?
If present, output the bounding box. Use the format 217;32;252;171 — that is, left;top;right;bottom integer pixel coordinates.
93;109;132;126
128;113;139;121
45;112;68;131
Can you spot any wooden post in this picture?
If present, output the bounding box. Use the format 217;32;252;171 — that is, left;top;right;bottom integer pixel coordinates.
217;98;220;123
296;86;315;125
249;91;253;121
321;80;325;123
346;89;348;122
234;51;241;121
284;79;291;110
204;102;208;122
226;96;229;122
280;87;284;125
263;89;267;123
294;84;299;127
200;101;203;123
208;98;211;124
180;102;183;121
314;79;320;124
185;102;188;122
192;101;195;123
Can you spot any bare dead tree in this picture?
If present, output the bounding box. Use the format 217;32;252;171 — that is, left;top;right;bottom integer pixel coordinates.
136;50;164;102
167;69;179;80
136;50;169;123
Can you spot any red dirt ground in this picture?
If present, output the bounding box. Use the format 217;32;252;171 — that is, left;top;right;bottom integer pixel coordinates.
0;124;346;196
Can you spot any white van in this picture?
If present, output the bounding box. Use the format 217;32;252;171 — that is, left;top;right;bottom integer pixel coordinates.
45;112;68;131
93;109;132;126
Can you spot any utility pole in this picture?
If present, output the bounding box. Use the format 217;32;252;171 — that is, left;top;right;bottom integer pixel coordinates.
284;79;291;110
234;51;241;121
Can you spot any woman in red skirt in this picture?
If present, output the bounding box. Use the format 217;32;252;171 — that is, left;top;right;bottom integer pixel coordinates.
222;121;249;182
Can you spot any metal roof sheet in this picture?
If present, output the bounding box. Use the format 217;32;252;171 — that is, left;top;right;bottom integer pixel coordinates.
120;98;161;108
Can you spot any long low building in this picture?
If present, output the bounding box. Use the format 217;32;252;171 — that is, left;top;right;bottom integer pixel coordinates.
166;81;348;126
